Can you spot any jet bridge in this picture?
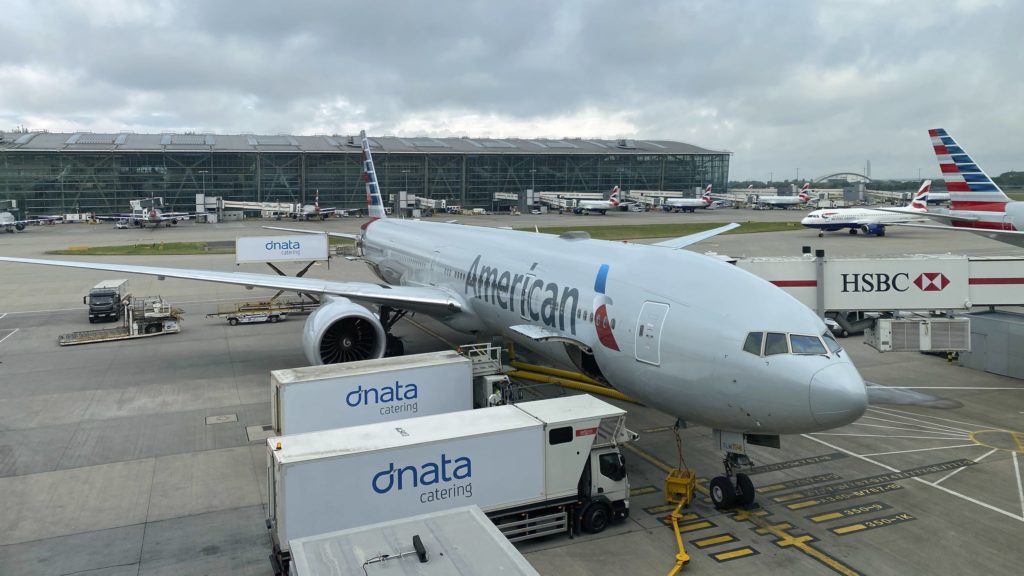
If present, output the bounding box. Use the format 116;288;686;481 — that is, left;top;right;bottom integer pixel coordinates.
734;252;1024;352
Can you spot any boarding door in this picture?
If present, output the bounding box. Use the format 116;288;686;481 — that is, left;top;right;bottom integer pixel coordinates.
635;302;670;365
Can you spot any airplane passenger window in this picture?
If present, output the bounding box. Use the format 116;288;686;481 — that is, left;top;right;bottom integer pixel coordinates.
742;332;763;355
764;332;788;355
790;334;827;355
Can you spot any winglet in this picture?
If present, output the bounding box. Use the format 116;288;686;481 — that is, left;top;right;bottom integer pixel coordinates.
361;131;388;220
651;222;740;250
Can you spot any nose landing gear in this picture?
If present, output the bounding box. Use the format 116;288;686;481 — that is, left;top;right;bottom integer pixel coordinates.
709;452;757;510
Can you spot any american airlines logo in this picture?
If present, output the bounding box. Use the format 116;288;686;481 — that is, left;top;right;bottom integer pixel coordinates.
914;272;949;292
840;272;951;293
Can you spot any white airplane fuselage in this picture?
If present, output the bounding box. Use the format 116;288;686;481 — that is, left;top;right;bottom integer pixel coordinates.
801;207;926;233
360;218;866;435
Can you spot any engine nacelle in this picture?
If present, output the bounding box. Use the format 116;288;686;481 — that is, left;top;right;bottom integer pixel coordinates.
302;296;387;365
15;222;25;231
862;224;886;236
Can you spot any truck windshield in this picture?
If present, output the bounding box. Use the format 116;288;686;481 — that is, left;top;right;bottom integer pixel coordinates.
91;296;113;305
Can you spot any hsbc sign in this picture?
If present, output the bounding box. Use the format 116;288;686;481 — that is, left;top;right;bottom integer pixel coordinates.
840;272;951;293
824;257;969;311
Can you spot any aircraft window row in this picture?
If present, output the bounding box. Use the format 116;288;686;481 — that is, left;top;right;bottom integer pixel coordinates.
742;331;834;357
576;309;616;329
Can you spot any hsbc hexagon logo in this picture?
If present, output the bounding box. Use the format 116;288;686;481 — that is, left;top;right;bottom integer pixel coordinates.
914;272;949;292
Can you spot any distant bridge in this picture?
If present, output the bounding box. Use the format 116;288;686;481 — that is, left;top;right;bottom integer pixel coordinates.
814;172;871;183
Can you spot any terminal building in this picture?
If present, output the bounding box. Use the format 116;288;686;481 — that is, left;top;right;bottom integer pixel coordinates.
0;130;729;215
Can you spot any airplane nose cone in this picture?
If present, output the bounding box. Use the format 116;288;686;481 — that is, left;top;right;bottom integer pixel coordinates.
809;363;868;428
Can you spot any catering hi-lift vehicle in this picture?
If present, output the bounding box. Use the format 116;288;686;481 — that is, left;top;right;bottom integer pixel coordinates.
59;296;183;345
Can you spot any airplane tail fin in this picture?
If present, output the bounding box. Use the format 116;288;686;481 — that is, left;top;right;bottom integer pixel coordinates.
361;131;388;220
609;185;621;206
314;190;320;215
909;180;931;211
702;184;713;203
930;128;1008;213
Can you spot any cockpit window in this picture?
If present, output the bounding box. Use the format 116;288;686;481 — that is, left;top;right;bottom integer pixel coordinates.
742;332;763;355
822;332;843;354
764;332;788;355
790;334;827;355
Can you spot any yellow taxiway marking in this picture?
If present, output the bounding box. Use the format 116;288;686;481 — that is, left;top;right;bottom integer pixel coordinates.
677;520;715;533
692;534;735;548
630;485;659;496
810;511;843;522
833;523;867;535
713;547;758;562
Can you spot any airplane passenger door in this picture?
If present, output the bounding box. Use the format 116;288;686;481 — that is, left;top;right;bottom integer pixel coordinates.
635;301;670;366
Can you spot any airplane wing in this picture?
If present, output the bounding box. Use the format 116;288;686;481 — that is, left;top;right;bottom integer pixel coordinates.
262;226;360;241
0;256;464;314
873;207;978;225
885;223;1024;248
650;222;740;250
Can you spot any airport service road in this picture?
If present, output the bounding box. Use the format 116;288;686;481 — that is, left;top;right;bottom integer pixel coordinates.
1;217;1023;575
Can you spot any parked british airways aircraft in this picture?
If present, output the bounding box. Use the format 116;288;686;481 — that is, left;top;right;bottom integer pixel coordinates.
752;183;812;209
662;184;713;212
1;210;29;232
800;181;931;237
0;131;866;509
892;129;1024;247
572;186;621;215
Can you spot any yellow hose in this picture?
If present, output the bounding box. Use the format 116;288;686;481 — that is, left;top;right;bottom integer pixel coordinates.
507;370;638;404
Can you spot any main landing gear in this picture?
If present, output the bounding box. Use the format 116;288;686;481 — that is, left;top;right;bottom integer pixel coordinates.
378;305;408;357
709;452;757;510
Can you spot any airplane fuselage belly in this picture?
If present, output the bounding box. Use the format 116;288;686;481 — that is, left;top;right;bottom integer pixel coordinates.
361;219;863;434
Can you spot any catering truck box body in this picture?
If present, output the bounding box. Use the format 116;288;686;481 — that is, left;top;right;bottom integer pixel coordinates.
84;279;129;322
271;351;473;435
266;395;632;573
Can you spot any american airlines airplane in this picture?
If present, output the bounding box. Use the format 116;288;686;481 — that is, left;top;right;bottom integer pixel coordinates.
572;186;621;215
0;131;867;509
800;181;931;237
892;129;1024;248
662;184;713;212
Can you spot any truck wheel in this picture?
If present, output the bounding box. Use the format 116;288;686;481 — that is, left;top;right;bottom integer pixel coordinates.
735;473;756;507
228;318;239;326
710;476;737;510
581;502;611;534
269;315;279;323
840;329;849;338
144;324;159;334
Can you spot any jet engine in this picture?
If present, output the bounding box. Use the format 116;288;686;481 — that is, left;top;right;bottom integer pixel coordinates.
861;224;886;236
15;222;25;231
302;296;387;365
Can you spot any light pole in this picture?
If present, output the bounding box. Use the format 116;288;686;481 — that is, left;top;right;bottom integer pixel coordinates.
529;168;536;192
198;170;208;222
769;171;773;186
796;168;800;182
401;169;410;193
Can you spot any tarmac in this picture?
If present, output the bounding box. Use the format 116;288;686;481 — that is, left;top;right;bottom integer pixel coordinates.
1;210;1023;575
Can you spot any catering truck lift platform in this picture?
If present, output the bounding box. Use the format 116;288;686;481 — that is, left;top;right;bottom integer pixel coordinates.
58;296;182;345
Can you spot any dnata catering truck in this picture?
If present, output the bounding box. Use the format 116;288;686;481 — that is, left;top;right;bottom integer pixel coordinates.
266;394;634;574
271;351;474;435
83;279;129;323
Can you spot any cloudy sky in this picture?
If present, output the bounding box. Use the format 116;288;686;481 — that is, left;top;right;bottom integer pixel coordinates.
1;0;1020;181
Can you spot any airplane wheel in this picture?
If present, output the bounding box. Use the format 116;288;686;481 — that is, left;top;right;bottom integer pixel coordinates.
818;232;824;237
735;473;756;507
385;335;404;357
849;229;857;235
228;318;239;326
710;476;736;510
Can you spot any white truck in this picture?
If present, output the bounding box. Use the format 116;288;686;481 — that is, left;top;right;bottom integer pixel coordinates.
266;395;634;574
271;351;474;435
84;279;129;323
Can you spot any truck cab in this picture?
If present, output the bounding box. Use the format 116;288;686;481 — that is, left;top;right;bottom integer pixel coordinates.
578;445;630;533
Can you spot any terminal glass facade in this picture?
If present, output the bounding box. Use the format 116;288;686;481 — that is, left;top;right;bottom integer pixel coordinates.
0;150;729;215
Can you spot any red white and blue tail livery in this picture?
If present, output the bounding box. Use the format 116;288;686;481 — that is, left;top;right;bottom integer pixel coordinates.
890;129;1024;247
362;130;388;221
932;128;1010;216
